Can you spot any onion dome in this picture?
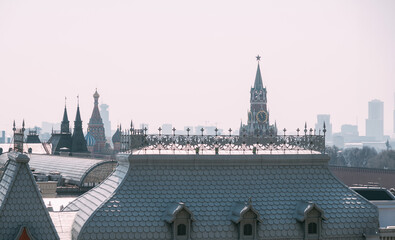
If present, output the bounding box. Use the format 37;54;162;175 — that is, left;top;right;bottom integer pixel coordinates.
85;132;96;147
93;89;100;99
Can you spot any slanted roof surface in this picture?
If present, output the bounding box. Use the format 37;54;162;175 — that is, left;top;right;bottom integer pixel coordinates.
0;154;115;187
0;152;59;240
66;153;379;240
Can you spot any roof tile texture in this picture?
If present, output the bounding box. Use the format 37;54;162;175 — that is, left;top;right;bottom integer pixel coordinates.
67;154;379;240
0;157;59;240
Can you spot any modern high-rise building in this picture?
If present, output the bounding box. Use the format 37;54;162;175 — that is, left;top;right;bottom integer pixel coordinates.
315;114;332;142
100;104;111;138
366;99;384;141
0;130;5;143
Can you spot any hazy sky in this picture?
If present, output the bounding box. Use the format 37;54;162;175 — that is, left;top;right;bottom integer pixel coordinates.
0;0;394;136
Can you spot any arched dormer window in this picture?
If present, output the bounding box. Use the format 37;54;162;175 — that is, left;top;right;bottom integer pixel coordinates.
163;202;195;240
230;199;262;240
177;223;187;235
308;222;317;234
295;201;327;240
243;223;253;235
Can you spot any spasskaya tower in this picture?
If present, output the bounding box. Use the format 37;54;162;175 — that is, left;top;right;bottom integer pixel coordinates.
240;56;277;136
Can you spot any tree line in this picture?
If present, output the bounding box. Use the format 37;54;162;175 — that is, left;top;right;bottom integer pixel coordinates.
326;146;395;169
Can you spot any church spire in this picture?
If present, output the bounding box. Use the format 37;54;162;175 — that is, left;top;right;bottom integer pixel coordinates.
89;89;103;125
61;97;70;133
87;89;106;153
75;104;82;124
72;98;88;153
253;55;264;89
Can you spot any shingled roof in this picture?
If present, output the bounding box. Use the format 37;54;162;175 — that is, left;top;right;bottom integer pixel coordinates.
64;153;379;240
0;152;59;239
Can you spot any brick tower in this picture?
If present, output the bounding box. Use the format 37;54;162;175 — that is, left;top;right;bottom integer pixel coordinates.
240;56;277;136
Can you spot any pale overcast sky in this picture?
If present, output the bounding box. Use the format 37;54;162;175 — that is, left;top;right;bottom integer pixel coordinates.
0;0;394;136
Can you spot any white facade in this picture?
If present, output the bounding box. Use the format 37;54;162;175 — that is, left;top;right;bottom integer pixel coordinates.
372;200;395;228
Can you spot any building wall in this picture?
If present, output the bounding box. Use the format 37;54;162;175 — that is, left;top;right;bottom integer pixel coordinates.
329;166;395;189
37;181;58;198
371;201;395;228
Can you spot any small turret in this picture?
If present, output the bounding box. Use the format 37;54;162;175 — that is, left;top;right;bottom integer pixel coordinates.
61;99;70;133
72;98;88;153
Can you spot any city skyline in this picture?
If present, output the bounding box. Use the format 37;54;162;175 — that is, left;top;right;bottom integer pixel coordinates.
1;0;394;136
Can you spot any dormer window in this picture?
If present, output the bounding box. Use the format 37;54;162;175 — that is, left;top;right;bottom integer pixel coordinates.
230;199;262;240
163;202;195;240
177;223;186;236
295;201;327;240
243;223;253;235
308;222;317;234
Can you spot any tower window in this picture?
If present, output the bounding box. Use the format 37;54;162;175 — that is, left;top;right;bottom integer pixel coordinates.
308;222;317;234
177;224;186;236
243;224;252;236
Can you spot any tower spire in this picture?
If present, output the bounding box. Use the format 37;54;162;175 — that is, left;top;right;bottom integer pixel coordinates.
75;103;82;123
61;100;70;133
72;99;88;153
254;55;263;89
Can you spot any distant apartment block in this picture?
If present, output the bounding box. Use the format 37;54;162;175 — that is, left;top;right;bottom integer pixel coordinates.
366;99;384;141
315;114;332;142
161;123;173;135
341;124;359;142
100;103;112;137
0;131;5;144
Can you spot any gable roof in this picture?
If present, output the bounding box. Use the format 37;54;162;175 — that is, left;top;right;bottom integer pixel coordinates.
0;152;59;240
65;153;379;240
294;200;327;222
163;202;195;223
230;200;263;223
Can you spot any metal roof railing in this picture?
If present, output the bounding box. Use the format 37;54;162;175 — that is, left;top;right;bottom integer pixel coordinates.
120;124;326;154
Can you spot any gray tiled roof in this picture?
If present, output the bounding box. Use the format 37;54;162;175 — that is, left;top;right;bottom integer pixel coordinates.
66;153;379;240
0;154;115;187
0;152;59;240
62;154;129;239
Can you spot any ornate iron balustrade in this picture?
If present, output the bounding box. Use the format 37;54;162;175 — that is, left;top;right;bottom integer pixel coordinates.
120;125;326;154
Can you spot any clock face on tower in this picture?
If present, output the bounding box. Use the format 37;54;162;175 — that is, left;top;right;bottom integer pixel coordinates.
256;110;268;123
